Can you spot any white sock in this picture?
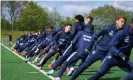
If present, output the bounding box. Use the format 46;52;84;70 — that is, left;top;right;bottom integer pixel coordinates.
51;59;55;64
70;67;74;71
56;77;61;80
40;57;45;64
50;69;54;73
34;56;39;62
26;55;27;59
35;48;39;53
27;57;31;61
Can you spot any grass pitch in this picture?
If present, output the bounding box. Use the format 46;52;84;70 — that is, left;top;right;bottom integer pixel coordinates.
1;44;133;80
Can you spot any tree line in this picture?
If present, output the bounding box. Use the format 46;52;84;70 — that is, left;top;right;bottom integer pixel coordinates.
1;1;133;32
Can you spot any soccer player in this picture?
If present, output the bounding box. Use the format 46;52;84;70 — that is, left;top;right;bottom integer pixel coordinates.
88;18;133;80
31;26;64;64
14;33;30;54
25;26;54;62
16;33;38;54
46;16;94;76
37;24;72;70
54;16;94;80
120;19;133;80
71;16;127;80
45;15;84;70
11;33;28;51
46;26;65;66
71;14;85;39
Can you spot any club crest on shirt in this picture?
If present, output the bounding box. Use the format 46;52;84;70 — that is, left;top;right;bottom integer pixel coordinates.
83;35;91;42
125;36;129;43
109;31;114;36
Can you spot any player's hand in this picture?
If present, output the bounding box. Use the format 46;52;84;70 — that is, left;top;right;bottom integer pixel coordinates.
119;52;127;61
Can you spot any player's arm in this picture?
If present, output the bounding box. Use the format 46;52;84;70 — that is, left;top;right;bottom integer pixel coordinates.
87;26;109;50
71;24;77;39
52;28;61;36
53;32;62;49
37;31;46;40
109;30;126;60
72;31;82;45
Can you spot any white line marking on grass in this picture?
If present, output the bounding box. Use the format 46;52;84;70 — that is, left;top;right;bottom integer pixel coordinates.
1;43;54;80
28;72;39;73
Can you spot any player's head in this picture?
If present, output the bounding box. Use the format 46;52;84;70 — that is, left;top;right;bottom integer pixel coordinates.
37;29;41;34
45;26;48;30
64;24;71;32
85;16;93;25
34;32;38;35
28;33;32;36
75;15;84;23
130;18;133;30
47;25;54;31
116;16;127;29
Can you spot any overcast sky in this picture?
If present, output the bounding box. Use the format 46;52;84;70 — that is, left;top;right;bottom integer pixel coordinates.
37;1;133;17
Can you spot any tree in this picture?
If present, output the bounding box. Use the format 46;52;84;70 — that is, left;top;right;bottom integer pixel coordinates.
1;17;11;30
5;1;25;31
1;1;10;30
19;1;48;31
1;1;6;17
61;17;75;25
46;8;64;28
89;5;133;31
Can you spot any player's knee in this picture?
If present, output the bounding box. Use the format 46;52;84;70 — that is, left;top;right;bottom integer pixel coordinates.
64;61;69;65
83;61;89;68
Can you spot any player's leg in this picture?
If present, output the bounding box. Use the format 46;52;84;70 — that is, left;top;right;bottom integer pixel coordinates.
118;60;133;80
70;50;103;80
88;55;118;80
25;46;37;62
48;52;60;69
118;61;132;73
68;55;87;76
46;44;73;75
39;48;56;69
32;46;49;63
24;44;33;56
123;69;133;80
55;52;80;79
17;43;28;54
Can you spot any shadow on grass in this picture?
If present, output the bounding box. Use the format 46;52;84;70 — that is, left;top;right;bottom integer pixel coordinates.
110;69;122;72
101;77;121;80
74;77;122;80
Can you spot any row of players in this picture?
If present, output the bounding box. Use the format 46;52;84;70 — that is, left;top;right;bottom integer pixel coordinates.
11;15;133;80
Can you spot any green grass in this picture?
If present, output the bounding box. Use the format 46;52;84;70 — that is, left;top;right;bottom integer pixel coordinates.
1;44;133;80
1;45;50;80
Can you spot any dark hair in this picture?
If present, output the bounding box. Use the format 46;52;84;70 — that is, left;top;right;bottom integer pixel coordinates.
116;16;127;22
87;16;93;23
47;26;54;29
75;15;84;23
64;23;72;27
